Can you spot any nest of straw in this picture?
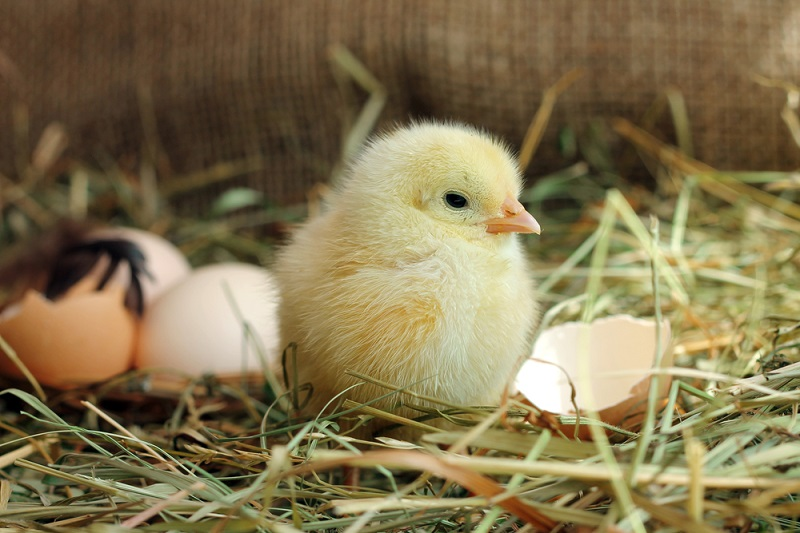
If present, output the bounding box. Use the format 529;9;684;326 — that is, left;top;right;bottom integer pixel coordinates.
1;68;800;532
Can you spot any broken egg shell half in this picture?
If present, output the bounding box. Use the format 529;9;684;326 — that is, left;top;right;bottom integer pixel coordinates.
515;314;672;438
0;277;137;389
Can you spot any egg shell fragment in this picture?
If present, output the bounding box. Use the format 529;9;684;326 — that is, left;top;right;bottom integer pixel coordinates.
0;279;137;389
135;263;280;376
515;314;672;437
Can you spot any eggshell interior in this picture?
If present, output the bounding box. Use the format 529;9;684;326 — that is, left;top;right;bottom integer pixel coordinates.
135;262;280;376
515;315;672;431
0;278;137;389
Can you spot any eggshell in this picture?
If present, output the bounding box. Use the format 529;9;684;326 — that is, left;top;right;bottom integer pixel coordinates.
135;263;279;376
91;227;191;306
515;315;672;437
0;278;137;389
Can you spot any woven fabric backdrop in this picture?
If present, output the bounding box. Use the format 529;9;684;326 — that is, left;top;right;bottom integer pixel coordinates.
1;1;799;214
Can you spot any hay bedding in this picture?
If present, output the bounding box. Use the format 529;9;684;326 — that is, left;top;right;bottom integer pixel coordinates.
0;2;800;531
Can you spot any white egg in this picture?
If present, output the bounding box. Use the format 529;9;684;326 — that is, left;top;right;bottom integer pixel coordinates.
92;227;192;306
135;263;280;376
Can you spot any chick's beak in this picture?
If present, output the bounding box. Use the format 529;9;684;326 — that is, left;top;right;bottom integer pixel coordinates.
485;196;541;235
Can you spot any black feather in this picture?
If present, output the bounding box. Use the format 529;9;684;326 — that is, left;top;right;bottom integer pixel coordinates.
45;239;154;316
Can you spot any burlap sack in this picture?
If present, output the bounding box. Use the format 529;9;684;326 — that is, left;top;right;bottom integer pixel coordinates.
1;1;799;214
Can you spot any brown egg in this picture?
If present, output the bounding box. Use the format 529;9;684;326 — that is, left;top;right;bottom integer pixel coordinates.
0;277;136;389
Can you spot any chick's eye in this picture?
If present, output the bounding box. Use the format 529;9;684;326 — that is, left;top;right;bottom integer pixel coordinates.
444;192;469;209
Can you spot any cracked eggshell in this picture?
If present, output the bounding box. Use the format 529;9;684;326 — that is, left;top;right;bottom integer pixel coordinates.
135;263;280;377
515;315;672;437
0;278;137;389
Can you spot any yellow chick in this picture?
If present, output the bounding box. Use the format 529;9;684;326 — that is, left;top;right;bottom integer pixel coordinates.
275;122;540;434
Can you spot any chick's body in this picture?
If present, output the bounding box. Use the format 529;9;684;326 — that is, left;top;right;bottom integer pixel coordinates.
275;122;539;428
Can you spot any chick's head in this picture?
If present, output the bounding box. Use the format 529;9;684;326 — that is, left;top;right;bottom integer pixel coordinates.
339;122;540;247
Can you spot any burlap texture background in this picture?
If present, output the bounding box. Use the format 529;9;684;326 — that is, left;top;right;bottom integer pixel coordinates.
1;1;799;214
